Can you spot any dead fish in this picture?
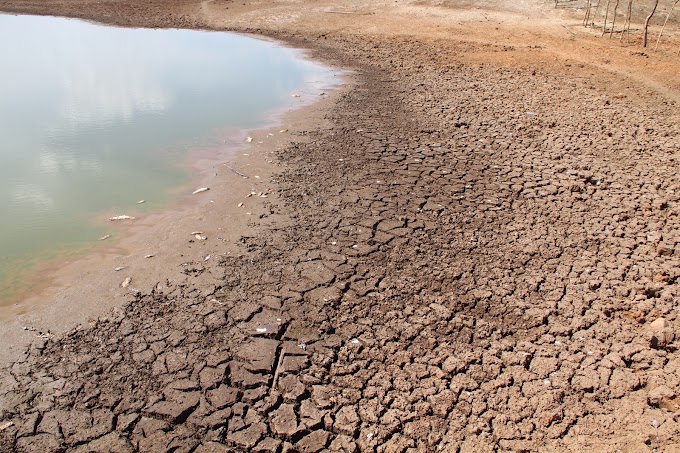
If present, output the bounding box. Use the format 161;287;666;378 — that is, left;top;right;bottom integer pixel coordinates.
238;202;244;207
279;129;288;133
109;215;135;221
190;231;204;235
137;200;145;204
144;254;154;259
114;266;125;272
98;234;111;241
121;277;131;288
246;137;253;143
192;187;210;195
194;234;207;241
291;94;300;98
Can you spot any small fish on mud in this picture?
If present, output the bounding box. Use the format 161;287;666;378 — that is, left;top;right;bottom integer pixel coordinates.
98;234;111;241
279;129;288;133
246;137;253;143
194;234;207;241
114;266;125;272
144;254;154;259
137;200;145;204
192;187;210;195
291;94;300;98
238;202;244;207
109;215;135;221
121;277;131;288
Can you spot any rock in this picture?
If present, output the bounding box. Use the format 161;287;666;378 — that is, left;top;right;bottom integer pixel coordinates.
650;318;668;330
648;385;676;407
647;318;675;349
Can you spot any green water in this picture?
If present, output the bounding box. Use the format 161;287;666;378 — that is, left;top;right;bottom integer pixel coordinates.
0;14;334;304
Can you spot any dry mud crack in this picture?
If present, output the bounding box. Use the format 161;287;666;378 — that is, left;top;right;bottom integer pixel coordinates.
2;14;680;453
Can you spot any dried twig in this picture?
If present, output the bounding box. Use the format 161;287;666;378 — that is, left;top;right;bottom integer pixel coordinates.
325;10;373;15
224;164;249;178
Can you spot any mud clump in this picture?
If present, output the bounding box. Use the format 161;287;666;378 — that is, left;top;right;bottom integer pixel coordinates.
2;15;680;453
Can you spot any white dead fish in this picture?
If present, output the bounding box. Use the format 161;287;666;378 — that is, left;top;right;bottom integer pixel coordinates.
144;254;154;259
190;231;204;235
137;200;145;204
204;255;211;261
279;129;288;133
121;277;131;288
98;235;111;241
238;202;244;207
246;137;253;143
194;234;207;241
192;187;210;195
114;266;125;272
291;94;300;98
109;215;135;221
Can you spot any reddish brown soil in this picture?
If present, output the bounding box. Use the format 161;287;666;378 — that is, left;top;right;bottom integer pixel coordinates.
1;0;680;451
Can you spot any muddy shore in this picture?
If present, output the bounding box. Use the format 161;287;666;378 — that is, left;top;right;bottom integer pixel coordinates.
1;0;680;451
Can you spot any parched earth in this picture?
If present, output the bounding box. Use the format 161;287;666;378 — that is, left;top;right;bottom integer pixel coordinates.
2;1;680;452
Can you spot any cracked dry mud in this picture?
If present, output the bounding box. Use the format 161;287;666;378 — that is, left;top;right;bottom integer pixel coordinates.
2;1;680;452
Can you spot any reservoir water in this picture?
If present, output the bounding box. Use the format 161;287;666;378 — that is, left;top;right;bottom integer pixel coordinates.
0;14;334;305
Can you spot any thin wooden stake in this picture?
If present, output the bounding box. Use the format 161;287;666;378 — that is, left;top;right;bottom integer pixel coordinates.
602;0;612;36
654;0;679;50
609;0;621;37
644;0;660;48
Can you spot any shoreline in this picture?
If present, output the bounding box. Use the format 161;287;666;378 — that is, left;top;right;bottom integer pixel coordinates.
0;24;351;367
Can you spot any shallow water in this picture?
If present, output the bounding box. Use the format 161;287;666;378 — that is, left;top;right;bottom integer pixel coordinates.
0;14;333;305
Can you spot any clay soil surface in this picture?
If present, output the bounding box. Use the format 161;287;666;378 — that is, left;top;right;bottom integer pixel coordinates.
2;0;680;451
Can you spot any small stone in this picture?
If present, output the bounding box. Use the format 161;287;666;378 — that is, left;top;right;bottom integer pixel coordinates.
648;385;675;407
647;318;675;349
